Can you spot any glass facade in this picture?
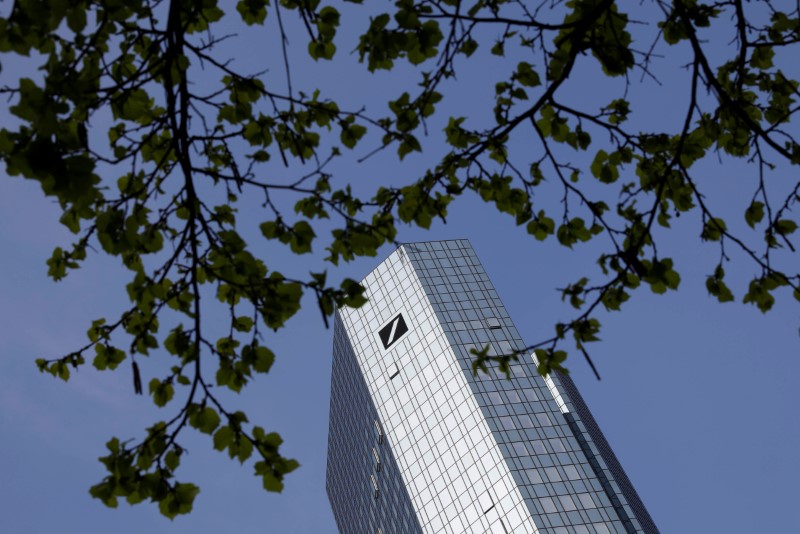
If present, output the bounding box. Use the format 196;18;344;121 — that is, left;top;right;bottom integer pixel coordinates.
327;312;423;534
326;240;658;534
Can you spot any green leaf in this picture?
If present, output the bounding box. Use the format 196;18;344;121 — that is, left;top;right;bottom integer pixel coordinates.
590;150;619;183
66;9;87;33
233;316;254;332
237;0;268;25
557;218;592;247
534;348;568;376
641;258;681;294
750;47;775;69
235;435;254;463
93;344;126;371
308;41;336;61
460;38;478;57
340;278;368;309
290;221;315;253
149;379;175;407
526;212;555;241
253;346;275;373
491;40;504;56
159;483;200;519
213;426;234;451
260;220;282;240
701;217;727;241
340;122;367;149
514;62;541;87
743;277;776;312
600;286;629;311
165;449;181;471
89;480;118;509
774;219;797;236
745;201;765;228
444;117;475;149
191;406;221;435
87;318;107;342
705;265;734;303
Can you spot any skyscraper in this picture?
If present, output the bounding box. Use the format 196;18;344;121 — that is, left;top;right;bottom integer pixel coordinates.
326;240;657;534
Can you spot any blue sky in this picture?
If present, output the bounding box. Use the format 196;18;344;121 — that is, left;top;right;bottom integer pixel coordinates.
1;3;799;533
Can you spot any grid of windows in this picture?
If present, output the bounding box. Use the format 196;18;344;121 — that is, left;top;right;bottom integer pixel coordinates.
403;241;630;534
327;314;423;534
558;375;658;533
327;240;657;534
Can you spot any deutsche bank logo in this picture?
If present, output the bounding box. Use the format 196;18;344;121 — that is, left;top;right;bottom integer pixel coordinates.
378;313;409;350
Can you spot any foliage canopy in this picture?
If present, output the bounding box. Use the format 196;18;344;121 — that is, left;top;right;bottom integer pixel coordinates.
1;0;798;518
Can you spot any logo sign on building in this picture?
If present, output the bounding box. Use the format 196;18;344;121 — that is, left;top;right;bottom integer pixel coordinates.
378;312;409;350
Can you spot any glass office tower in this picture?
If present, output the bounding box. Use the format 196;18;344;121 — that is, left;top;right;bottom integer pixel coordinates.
326;240;657;534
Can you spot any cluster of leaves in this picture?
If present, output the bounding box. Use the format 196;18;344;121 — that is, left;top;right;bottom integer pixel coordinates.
1;0;388;517
353;0;800;375
2;0;800;518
